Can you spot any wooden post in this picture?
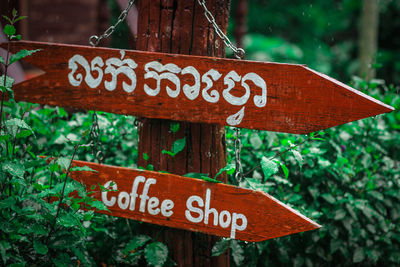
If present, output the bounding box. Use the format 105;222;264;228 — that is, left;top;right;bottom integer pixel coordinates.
136;0;230;266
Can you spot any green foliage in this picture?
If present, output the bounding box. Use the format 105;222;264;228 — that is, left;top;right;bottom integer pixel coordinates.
170;122;180;134
220;80;400;266
162;137;186;157
144;242;169;267
9;49;41;65
211;238;229;256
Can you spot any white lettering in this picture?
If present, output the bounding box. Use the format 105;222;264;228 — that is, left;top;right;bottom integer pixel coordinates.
101;180;117;207
231;212;248;239
242;72;267;108
184;189;248;239
118;191;130;210
104;50;138;93
223;70;250;106
144;61;181;97
219;210;231;228
204;189;218;226
182;66;201;100
185;195;204;223
202;69;221;103
129;176;146;211
161;199;174;217
139;178;156;212
68;54;104;88
67;53;269;127
147;197;160;215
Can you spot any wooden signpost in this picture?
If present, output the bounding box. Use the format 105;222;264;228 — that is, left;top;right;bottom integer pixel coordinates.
69;160;320;242
0;1;395;263
0;41;393;134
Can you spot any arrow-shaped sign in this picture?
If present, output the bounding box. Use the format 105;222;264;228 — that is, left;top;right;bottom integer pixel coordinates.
68;160;320;242
1;41;394;134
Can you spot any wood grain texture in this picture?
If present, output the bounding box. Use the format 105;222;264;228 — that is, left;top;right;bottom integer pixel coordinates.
68;160;320;242
0;40;393;134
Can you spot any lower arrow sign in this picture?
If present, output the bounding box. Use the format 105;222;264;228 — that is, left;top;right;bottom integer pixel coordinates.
68;160;320;242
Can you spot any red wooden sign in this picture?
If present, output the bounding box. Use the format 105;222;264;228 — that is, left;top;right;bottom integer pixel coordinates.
1;41;394;134
68;160;320;242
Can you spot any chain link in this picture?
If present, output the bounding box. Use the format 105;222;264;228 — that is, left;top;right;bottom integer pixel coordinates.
88;0;135;163
234;128;243;182
89;0;135;47
197;0;245;59
89;112;104;163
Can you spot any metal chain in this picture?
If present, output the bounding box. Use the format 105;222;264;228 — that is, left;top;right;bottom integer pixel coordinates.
87;0;135;163
234;128;243;182
89;0;135;47
197;0;245;59
89;112;104;163
198;0;246;180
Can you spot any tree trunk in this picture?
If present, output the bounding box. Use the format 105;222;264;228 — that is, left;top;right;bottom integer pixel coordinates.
358;0;379;80
135;0;230;266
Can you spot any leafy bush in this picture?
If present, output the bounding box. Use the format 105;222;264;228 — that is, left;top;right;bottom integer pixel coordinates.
218;80;399;266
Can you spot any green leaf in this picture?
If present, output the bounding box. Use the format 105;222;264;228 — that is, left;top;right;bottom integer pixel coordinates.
202;176;222;183
161;150;174;156
260;157;279;179
353;247;365;263
57;157;71;171
9;49;41;65
321;194;336;204
10;34;21;41
2;162;25;178
230;240;244;265
0;240;11;264
143;153;149;161
2;15;12;24
214;163;235;179
3;25;16;36
57;213;80;228
249;133;263;149
0;75;15;90
162;137;186;157
32;224;48;236
144;242;168;267
125;235;151;253
4;118;33;137
170;122;180;133
88;199;108;211
172;137;186;154
211;238;229;256
16;129;33;139
0;197;16;209
14;16;28;23
33;240;48;255
52;253;71;267
291;149;303;167
280;162;289;179
71;165;97;172
184;172;209;179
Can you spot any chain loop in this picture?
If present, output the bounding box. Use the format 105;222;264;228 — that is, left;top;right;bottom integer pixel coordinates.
197;0;245;59
89;112;104;163
234;128;243;182
87;1;135;163
89;0;135;47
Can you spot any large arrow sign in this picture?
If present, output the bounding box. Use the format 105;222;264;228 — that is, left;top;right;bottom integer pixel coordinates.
68;160;320;242
1;41;394;133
